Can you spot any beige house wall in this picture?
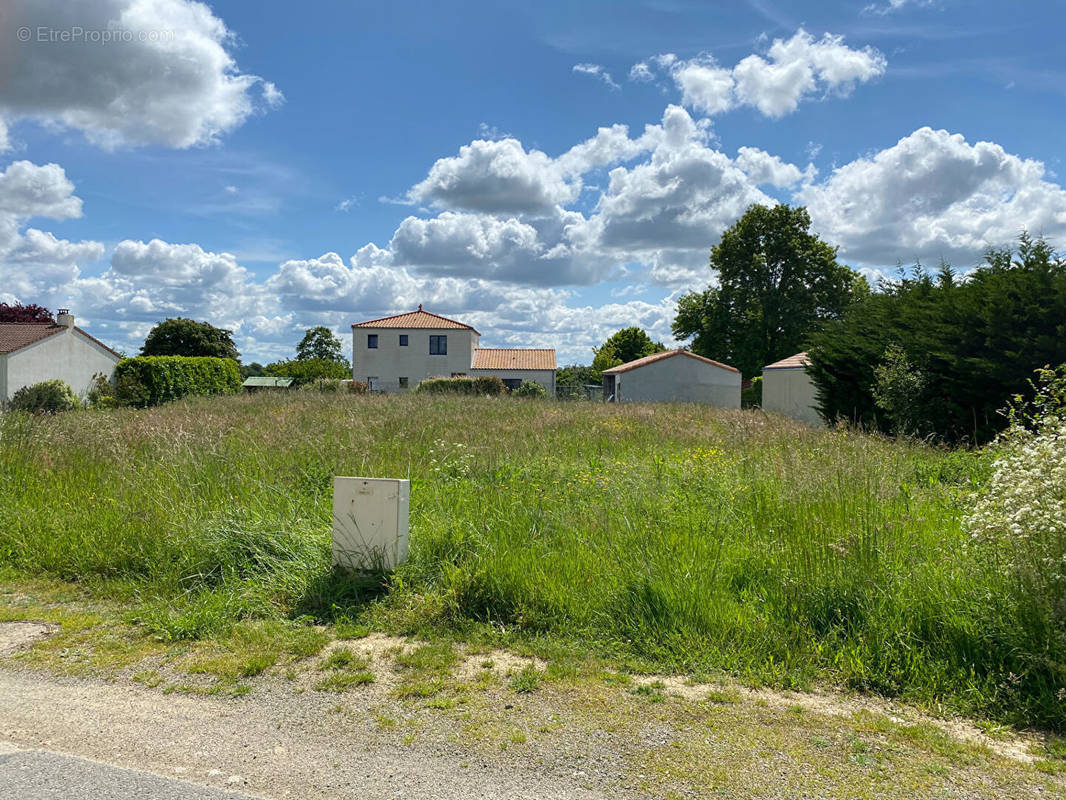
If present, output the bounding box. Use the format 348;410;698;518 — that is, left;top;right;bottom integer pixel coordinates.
762;366;822;426
612;356;740;407
352;326;479;392
4;328;120;403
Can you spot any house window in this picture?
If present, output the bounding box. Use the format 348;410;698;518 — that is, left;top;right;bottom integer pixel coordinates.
429;335;447;355
368;377;378;391
399;377;409;390
502;378;522;392
399;334;408;346
367;334;378;349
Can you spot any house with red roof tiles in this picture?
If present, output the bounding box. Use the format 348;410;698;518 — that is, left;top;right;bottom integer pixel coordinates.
351;306;555;394
601;349;740;407
1;310;122;405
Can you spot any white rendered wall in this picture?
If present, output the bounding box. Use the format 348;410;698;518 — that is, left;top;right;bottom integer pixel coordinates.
4;329;120;403
352;327;478;392
762;366;822;426
470;368;555;394
613;356;740;407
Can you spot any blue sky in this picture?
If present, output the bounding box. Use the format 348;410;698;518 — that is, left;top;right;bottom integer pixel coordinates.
1;0;1064;364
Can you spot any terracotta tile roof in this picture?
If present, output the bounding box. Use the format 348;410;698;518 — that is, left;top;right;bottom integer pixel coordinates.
0;323;123;358
351;307;479;334
472;348;556;371
764;352;810;369
601;349;739;375
0;323;65;354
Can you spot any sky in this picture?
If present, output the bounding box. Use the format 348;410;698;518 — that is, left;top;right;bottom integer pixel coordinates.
1;0;1064;365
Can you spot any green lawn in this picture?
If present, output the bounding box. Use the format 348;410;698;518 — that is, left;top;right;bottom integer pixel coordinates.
0;392;1061;729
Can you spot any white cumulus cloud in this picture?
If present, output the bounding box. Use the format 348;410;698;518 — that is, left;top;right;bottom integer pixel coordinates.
800;127;1066;267
0;0;282;149
649;29;886;118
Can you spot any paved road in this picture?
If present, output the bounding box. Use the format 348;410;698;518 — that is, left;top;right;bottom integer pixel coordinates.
0;749;260;800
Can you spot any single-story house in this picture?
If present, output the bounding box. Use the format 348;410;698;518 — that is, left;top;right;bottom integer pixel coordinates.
0;310;122;404
351;306;556;393
761;352;822;426
242;376;294;392
602;349;741;407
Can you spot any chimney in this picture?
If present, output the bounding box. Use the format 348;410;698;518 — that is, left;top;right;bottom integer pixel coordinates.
56;308;74;328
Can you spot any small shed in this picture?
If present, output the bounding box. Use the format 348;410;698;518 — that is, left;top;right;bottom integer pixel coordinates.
761;352;821;426
242;376;294;392
602;349;741;407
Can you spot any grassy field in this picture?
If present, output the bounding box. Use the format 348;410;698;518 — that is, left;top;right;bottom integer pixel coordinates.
0;392;1062;730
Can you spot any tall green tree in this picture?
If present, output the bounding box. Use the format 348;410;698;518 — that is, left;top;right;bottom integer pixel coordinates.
296;326;347;363
672;204;863;378
140;317;240;360
591;327;665;376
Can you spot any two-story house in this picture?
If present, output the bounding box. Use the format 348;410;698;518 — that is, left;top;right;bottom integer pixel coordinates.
351;306;556;394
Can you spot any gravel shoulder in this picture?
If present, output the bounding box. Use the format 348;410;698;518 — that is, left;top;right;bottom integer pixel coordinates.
0;621;1064;799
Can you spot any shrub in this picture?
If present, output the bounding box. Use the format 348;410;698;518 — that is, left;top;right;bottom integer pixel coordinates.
513;380;547;398
415;376;504;396
741;376;762;409
265;358;350;388
299;378;344;393
114;356;241;407
872;344;932;436
297;378;367;394
86;372;117;409
9;379;79;413
964;364;1066;717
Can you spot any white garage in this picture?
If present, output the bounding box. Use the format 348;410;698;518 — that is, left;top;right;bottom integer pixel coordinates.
761;352;822;426
602;349;741;407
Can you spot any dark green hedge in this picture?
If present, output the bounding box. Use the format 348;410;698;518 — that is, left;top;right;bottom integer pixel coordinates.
114;356;242;407
415;376;505;395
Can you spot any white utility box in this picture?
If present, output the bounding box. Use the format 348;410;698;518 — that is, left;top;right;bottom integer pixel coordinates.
332;476;410;572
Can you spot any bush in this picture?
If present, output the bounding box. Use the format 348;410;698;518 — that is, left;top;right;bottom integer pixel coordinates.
415;376;505;396
964;364;1066;720
300;378;370;394
871;344;931;436
513;380;547;398
114;356;241;407
265;358;350;388
741;376;762;409
86;372;117;409
9;379;79;413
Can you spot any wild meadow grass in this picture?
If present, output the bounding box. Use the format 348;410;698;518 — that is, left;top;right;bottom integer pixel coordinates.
0;392;1061;728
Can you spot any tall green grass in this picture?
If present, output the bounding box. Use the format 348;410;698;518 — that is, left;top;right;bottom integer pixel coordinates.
0;393;1059;728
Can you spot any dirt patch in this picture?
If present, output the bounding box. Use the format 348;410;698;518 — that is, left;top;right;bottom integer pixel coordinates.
630;673;1042;764
0;622;53;657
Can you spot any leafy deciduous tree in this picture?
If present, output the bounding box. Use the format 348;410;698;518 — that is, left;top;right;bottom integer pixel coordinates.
672;204;864;378
140;317;240;361
591;327;665;377
296;326;348;364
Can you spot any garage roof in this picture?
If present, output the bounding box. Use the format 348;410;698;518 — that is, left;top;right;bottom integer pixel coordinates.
764;352;810;369
602;349;739;375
